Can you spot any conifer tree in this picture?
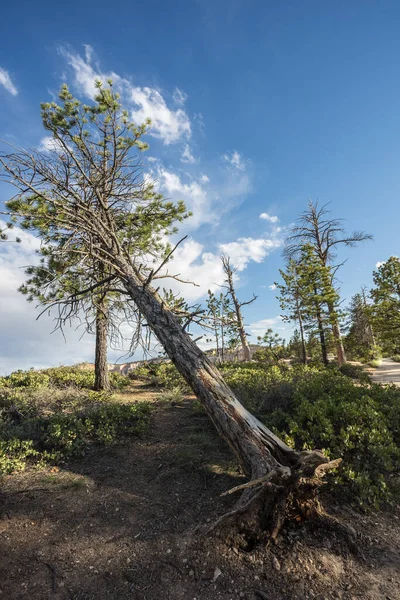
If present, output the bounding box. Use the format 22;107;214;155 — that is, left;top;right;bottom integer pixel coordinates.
285;200;372;365
276;259;307;364
1;82;342;543
370;256;400;354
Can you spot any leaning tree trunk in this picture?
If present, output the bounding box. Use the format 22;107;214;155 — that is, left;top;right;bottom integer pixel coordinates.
116;256;339;543
94;301;110;392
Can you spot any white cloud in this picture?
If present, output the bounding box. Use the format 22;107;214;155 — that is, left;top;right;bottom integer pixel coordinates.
0;67;18;96
161;232;282;302
130;86;191;144
154;167;213;229
59;45;191;145
37;136;65;153
259;212;279;223
268;283;277;290
375;257;398;269
0;220;133;373
220;236;282;271
199;174;210;183
247;318;281;338
181;144;198;164
222;150;245;171
173;87;187;106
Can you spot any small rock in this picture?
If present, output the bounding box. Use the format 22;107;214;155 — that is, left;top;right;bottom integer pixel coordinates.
272;557;281;571
189;570;194;576
213;567;222;582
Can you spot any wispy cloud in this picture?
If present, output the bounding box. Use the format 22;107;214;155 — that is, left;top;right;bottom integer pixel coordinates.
0;67;18;96
161;233;282;302
173;88;187;106
222;150;245;171
268;283;277;290
247;317;282;338
181;144;198;164
59;45;191;145
260;212;279;223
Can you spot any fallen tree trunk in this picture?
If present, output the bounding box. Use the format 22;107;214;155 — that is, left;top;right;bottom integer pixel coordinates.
117;256;340;543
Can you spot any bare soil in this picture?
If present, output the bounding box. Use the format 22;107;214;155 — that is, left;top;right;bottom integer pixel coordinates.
1;391;399;600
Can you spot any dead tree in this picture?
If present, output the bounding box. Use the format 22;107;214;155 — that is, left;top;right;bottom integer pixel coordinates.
221;255;256;362
285;200;372;366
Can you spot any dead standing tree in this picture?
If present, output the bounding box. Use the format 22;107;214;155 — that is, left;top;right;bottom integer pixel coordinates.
285;200;372;366
221;255;255;362
1;83;343;544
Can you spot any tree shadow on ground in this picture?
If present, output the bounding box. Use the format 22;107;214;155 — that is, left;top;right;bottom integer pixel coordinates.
1;401;400;600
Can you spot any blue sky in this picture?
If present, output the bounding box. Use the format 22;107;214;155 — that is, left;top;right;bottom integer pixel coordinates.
1;1;399;372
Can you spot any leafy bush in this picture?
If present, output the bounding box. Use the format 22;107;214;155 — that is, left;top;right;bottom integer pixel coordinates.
338;362;371;383
264;370;400;507
209;361;400;507
1;370;50;389
392;355;400;363
143;362;187;390
369;359;382;368
0;366;130;391
158;387;185;404
0;386;151;476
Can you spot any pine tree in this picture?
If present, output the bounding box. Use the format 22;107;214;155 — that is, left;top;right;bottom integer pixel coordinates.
370;257;400;355
285;200;372;365
276;259;307;364
1;82;341;543
345;289;376;361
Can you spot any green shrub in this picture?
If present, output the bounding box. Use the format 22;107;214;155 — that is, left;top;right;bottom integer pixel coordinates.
1;366;130;391
146;362;187;390
158;387;185;404
6;370;50;389
265;370;400;507
338;363;371;383
392;355;400;363
369;359;382;368
0;386;151;476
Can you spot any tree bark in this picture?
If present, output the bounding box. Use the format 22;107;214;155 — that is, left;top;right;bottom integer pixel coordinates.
94;301;110;392
224;264;252;362
314;297;329;366
298;314;307;365
115;256;336;541
296;300;307;365
327;302;346;366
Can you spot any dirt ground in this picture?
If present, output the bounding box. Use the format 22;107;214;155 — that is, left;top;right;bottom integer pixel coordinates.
1;391;399;600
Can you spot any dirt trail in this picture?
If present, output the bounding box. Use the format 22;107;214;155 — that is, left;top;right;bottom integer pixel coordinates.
1;399;399;600
371;358;400;386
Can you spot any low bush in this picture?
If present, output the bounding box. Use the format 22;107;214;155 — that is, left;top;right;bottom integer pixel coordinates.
0;386;151;476
0;366;130;391
158;387;185;404
338;362;371;383
264;370;400;508
392;355;400;363
369;359;382;368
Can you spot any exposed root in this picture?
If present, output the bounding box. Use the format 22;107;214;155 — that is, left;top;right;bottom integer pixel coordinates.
200;449;346;549
220;467;290;497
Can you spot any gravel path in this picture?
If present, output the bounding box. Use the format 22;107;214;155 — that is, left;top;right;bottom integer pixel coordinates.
370;357;400;386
